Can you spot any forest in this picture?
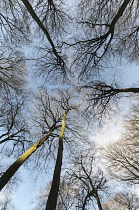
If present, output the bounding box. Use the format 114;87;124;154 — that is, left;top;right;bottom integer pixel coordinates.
1;0;139;209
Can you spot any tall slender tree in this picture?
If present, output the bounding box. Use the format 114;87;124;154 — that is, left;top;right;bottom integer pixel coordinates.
46;108;73;210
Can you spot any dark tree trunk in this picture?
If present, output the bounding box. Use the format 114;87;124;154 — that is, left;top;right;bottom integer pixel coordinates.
45;109;69;210
95;192;103;210
45;137;63;210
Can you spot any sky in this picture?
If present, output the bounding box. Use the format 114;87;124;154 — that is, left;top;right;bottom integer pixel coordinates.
1;1;139;209
1;70;137;206
12;169;40;210
6;62;138;210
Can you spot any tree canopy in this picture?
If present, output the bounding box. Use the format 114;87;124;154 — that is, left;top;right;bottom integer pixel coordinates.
1;0;139;209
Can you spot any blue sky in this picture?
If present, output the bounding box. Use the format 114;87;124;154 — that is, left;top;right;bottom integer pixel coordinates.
8;63;139;209
1;1;139;208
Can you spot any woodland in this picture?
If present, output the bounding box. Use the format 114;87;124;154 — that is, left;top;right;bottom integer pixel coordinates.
1;0;139;209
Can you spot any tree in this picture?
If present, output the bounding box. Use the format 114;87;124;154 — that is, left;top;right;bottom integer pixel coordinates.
2;0;139;79
68;0;139;77
33;178;78;210
64;149;109;210
0;1;30;42
0;88;85;192
0;193;15;210
0;90;30;156
45;108;74;210
20;0;69;81
0;46;27;92
0;89;62;191
0;40;29;156
0;23;31;196
32;88;87;210
33;148;111;210
0;127;57;191
1;0;139;209
104;101;139;183
0;0;69;82
21;0;63;60
103;191;139;210
78;82;139;119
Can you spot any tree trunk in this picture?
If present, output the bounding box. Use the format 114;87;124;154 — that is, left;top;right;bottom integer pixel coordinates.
0;128;55;191
82;194;90;210
95;192;103;210
45;109;69;210
21;0;61;61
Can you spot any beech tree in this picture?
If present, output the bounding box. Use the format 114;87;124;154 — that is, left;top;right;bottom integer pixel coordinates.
33;148;110;210
0;90;29;156
32;88;86;210
1;0;139;209
0;1;30;42
104;101;139;183
103;191;139;210
78;82;139;119
33;178;78;210
45;108;73;210
0;40;30;190
0;88;85;193
0;46;27;91
66;149;108;210
0;89;63;191
70;0;139;77
1;0;139;82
